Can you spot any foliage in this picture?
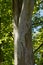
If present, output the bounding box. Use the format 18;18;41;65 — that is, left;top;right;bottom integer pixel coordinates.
32;0;43;65
0;0;14;65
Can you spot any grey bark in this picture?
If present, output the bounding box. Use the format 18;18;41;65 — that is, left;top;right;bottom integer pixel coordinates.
12;0;34;65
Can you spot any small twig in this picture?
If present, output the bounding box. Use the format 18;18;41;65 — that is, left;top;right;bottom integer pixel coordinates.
34;43;43;54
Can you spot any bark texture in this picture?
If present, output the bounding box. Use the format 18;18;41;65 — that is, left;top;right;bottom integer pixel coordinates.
12;0;34;65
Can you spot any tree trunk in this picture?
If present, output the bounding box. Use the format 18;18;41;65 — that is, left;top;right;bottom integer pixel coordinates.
12;0;34;65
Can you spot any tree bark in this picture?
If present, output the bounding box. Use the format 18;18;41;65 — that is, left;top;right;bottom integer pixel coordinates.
12;0;34;65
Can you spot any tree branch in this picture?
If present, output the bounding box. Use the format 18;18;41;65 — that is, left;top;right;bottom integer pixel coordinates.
34;43;43;54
